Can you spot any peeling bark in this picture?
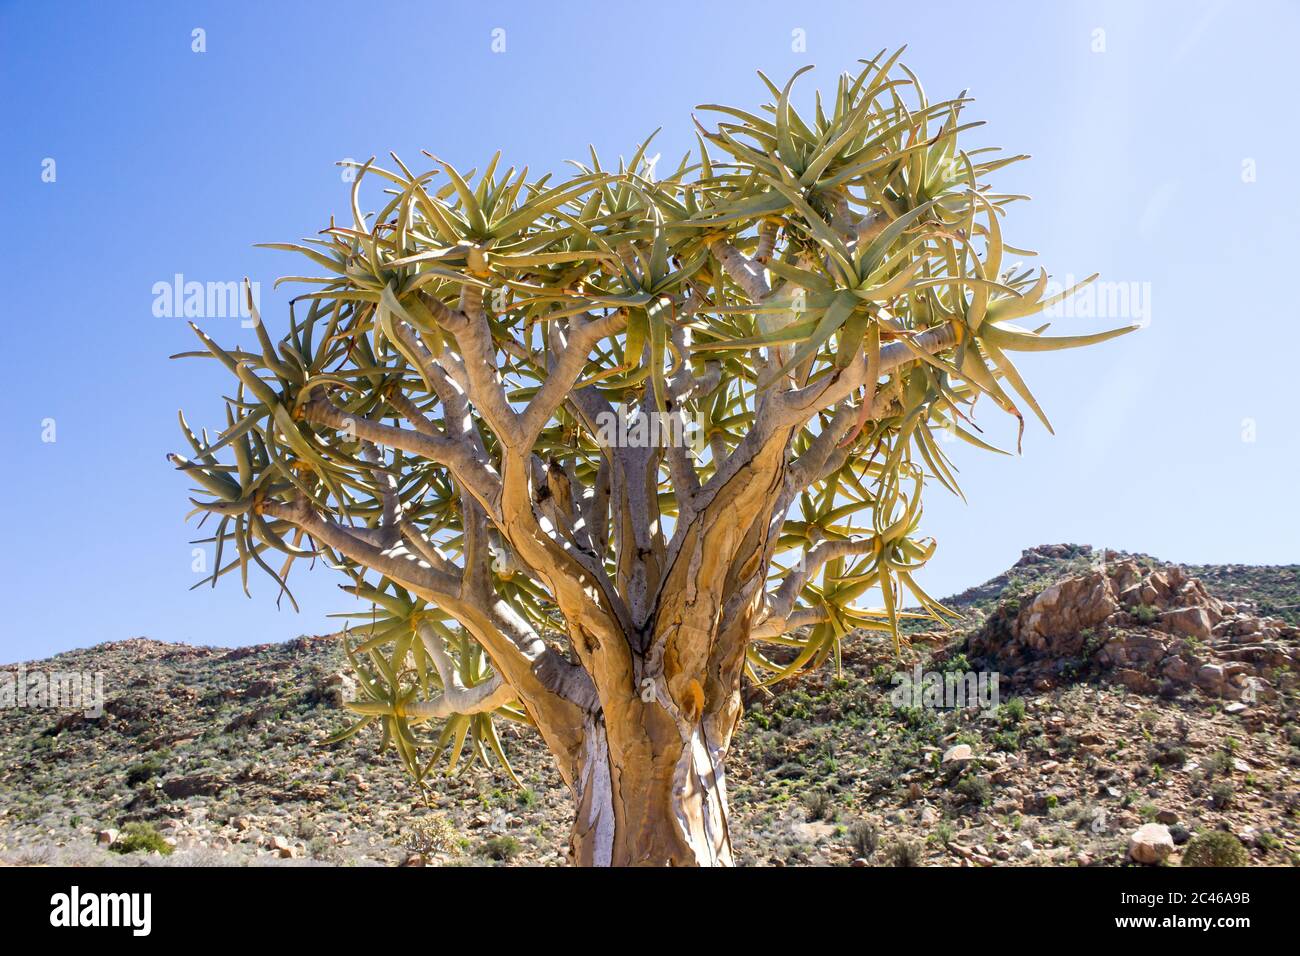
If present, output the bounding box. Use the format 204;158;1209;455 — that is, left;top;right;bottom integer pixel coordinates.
569;708;733;867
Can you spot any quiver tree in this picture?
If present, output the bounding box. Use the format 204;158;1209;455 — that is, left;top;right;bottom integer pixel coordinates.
170;52;1134;866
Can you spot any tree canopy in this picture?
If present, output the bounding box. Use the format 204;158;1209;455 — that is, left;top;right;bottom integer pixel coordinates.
171;51;1134;793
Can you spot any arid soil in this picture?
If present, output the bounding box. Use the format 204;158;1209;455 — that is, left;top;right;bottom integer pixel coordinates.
2;545;1296;867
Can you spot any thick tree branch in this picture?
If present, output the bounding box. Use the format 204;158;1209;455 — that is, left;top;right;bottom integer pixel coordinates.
265;496;594;779
765;536;877;624
709;238;770;301
405;622;516;720
751;607;827;641
440;307;524;446
521;311;627;444
304;392;497;490
264;499;461;596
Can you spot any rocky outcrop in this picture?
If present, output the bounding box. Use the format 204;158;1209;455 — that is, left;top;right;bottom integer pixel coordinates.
161;772;225;799
968;558;1297;700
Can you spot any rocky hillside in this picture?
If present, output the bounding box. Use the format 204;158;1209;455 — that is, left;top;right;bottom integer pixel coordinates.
1;545;1296;867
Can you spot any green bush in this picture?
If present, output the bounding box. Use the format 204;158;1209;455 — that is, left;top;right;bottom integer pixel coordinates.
804;789;833;821
1205;750;1233;778
1181;832;1248;867
111;822;173;856
992;729;1021;752
1210;781;1236;810
1133;604;1159;625
940;653;971;675
955;775;992;806
849;819;879;860
406;814;458;858
125;758;164;787
481;835;523;862
884;837;924;867
1000;697;1027;725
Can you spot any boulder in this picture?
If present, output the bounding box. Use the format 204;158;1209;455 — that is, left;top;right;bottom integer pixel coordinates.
1196;663;1226;693
161;772;224;799
1161;607;1213;641
1017;572;1118;649
1128;823;1174;864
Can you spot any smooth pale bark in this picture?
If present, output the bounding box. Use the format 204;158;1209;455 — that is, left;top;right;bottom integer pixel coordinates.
570;707;732;866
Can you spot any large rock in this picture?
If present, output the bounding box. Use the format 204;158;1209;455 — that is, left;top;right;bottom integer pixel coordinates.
1112;668;1157;693
1161;656;1195;683
1017;571;1118;650
1196;663;1226;693
1161;607;1213;641
1098;632;1171;667
161;772;225;799
1128;823;1174;864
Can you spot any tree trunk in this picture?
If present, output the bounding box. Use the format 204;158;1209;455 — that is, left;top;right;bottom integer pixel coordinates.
568;712;734;866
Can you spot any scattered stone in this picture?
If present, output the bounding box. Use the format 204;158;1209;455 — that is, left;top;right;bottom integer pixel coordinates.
942;744;973;765
1128;823;1174;864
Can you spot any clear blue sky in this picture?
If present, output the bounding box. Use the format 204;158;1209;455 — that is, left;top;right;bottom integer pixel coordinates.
2;0;1296;660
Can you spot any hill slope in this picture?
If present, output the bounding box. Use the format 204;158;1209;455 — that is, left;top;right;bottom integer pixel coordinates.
2;545;1296;867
